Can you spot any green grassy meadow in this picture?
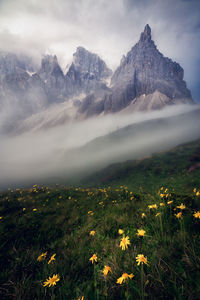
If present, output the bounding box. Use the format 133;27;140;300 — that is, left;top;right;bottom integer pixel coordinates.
0;140;200;299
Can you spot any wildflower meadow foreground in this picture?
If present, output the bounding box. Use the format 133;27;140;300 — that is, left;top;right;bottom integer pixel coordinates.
0;185;200;299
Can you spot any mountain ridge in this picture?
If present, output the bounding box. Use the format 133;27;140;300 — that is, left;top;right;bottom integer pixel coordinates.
0;24;194;133
79;24;193;116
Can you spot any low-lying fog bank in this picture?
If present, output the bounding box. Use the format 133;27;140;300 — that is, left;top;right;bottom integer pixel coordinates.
0;104;199;189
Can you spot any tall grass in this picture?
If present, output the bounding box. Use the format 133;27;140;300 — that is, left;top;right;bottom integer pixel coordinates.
0;184;200;299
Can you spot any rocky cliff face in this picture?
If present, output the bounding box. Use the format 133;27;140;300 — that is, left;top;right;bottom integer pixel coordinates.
105;24;192;113
0;48;111;132
65;47;112;96
78;24;193;116
0;25;194;132
38;55;65;103
0;52;48;119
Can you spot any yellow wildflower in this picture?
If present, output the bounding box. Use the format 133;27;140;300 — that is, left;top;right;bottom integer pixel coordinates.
177;203;186;210
193;188;197;193
193;211;200;219
148;204;157;209
175;212;182;219
43;274;60;287
196;191;200;196
141;213;146;218
160;194;164;198
118;229;124;235
78;297;84;300
136;229;146;237
90;230;96;236
116;273;134;284
120;235;131;250
37;252;47;261
167;200;173;205
103;265;112;276
89;254;97;264
160;202;164;207
33;208;37;211
155;212;161;217
136;254;149;266
48;254;56;264
88;210;94;216
23;208;26;211
0;216;2;220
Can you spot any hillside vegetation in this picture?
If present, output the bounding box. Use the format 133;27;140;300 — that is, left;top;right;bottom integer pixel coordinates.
0;182;200;299
1;140;200;299
83;139;200;194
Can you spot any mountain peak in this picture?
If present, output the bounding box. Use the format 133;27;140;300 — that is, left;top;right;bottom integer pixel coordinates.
106;24;193;113
71;46;112;79
140;24;152;42
42;54;58;65
39;54;63;78
75;46;87;53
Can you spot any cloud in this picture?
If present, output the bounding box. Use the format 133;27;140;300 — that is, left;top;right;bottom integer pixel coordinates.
0;0;199;94
0;104;199;189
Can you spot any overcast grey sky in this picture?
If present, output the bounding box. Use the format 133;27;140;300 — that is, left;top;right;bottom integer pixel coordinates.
0;0;200;100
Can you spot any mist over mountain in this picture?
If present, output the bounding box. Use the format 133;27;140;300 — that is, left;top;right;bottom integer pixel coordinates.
0;25;195;135
0;104;199;189
80;24;193;116
0;22;199;189
0;45;112;133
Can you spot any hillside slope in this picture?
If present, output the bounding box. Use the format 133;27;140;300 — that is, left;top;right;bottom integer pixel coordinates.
0;183;200;299
83;139;200;193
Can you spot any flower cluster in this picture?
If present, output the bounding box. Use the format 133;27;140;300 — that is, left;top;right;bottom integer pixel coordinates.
43;274;60;287
117;273;134;284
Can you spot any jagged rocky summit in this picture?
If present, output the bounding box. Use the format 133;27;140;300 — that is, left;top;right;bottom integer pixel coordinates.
0;47;112;131
0;24;194;132
78;24;193;116
65;47;112;97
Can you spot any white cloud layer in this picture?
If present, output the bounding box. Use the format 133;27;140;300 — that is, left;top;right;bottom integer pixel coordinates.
0;104;200;189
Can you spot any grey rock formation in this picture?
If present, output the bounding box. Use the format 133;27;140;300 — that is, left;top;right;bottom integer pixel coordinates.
38;55;65;103
106;24;192;112
0;51;48;132
0;48;112;133
65;47;112;97
73;46;112;80
79;24;193;116
0;25;194;133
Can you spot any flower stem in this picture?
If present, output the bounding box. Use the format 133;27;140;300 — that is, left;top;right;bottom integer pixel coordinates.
94;263;98;300
159;214;163;237
180;218;185;247
141;264;144;300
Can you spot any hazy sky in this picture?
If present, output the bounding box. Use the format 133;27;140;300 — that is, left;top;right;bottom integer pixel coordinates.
0;0;199;100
